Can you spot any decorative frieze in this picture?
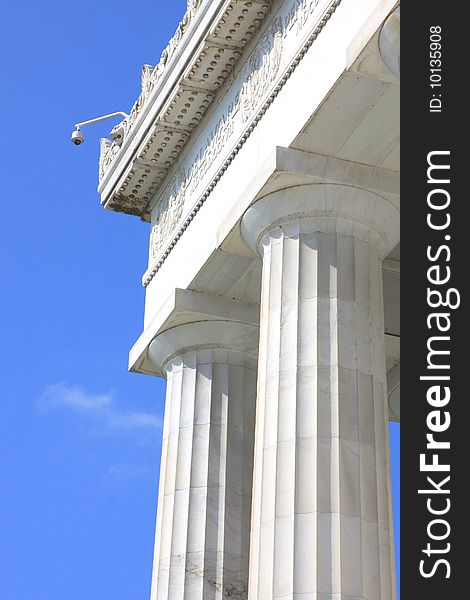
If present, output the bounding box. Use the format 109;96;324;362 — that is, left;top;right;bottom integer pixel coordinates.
187;102;237;196
146;13;284;256
144;0;340;283
239;16;283;121
99;1;273;190
98;0;343;282
285;0;323;35
150;168;187;260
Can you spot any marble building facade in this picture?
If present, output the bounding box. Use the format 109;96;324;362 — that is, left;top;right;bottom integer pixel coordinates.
97;0;400;598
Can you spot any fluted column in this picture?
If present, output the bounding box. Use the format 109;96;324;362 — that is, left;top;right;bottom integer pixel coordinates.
242;184;399;600
148;321;259;600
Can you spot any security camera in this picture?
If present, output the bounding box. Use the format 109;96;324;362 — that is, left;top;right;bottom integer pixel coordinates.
71;112;128;148
71;129;85;145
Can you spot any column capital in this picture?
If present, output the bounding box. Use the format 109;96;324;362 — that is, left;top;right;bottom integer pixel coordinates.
148;320;259;376
241;183;400;259
379;6;400;79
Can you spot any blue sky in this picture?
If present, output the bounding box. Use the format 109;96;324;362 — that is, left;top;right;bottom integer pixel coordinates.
0;2;399;598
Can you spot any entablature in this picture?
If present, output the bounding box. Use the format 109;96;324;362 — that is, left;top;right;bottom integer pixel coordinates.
98;0;274;219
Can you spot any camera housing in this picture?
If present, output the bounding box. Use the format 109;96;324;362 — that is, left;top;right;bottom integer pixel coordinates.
71;129;84;145
71;112;128;149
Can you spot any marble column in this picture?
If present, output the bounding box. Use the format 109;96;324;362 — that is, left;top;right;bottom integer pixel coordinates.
379;6;400;79
148;320;258;600
241;184;399;600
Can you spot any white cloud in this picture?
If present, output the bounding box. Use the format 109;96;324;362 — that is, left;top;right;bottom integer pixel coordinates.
106;411;161;431
40;382;113;412
38;381;161;432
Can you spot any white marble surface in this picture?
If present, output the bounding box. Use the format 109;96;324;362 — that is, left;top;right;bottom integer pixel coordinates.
242;184;398;600
101;0;402;596
148;322;258;600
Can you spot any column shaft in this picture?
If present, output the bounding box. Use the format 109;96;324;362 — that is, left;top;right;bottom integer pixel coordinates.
243;185;399;600
149;323;258;600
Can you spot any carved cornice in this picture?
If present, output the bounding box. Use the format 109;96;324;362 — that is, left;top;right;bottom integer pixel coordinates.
141;0;343;287
98;0;274;218
97;0;344;288
99;0;204;182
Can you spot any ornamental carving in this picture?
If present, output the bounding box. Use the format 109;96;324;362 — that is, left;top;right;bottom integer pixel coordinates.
188;102;237;195
240;17;284;122
99;0;204;182
99;138;119;180
150;15;285;255
285;0;322;35
143;0;339;278
150;168;187;259
98;0;341;280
